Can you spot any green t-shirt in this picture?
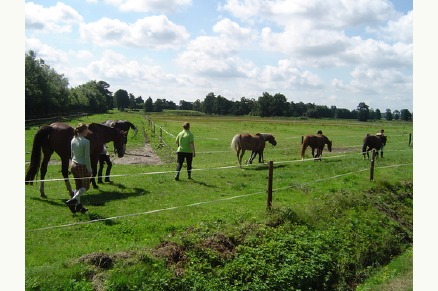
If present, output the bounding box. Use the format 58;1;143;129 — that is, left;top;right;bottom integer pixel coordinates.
176;129;194;153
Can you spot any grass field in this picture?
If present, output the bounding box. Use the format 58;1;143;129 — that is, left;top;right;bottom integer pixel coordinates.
24;111;413;290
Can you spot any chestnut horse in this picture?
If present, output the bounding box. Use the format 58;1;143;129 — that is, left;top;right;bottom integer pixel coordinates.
231;133;277;167
362;134;387;159
300;134;332;161
25;122;126;198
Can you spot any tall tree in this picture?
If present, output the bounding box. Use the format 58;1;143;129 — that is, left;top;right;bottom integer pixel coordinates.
25;50;69;118
97;81;113;110
357;102;369;122
114;89;129;111
144;96;153;112
400;109;412;121
385;109;393;121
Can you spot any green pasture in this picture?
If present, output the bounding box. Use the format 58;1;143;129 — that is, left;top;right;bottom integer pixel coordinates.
25;111;413;290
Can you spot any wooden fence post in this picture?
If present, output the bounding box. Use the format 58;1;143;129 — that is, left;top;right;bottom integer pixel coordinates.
267;161;273;210
370;149;375;181
408;133;412;146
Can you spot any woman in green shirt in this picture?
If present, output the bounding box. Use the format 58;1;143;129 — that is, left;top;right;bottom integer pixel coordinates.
175;122;195;181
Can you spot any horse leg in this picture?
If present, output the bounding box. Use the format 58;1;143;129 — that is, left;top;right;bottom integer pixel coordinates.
240;149;246;166
236;149;241;167
38;151;54;198
61;158;74;197
248;151;256;164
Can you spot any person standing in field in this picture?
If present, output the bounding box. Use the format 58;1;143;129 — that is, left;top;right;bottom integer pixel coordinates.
66;123;91;214
376;129;385;158
97;144;112;183
175;122;195;181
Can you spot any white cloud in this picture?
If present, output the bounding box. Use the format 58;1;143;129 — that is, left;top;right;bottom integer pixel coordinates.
103;0;192;13
80;15;190;49
25;37;69;64
25;2;83;33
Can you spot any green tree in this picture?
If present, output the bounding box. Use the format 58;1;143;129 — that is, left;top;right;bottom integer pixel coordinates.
69;81;107;113
375;109;382;120
357;102;369;122
97;81;113;110
385;109;393;121
179;100;193;110
114;89;129;111
203;92;216;114
144;97;154;112
25;50;69;118
400;109;412;121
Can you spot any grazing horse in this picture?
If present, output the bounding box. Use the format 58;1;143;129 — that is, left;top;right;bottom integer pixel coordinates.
300;134;332;161
231;133;277;167
25;122;126;198
362;134;387;160
102;120;138;146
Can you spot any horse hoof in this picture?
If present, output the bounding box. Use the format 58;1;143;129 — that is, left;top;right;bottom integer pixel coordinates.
40;194;47;199
93;185;99;189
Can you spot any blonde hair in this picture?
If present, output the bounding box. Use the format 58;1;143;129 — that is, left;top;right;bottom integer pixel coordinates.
74;123;88;136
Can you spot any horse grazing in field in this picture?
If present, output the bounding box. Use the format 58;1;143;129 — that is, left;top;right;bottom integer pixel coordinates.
231;133;277;167
102;120;138;146
25;122;126;198
301;134;332;161
362;134;387;160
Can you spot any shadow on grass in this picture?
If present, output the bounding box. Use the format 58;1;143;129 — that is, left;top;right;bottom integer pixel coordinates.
30;187;149;209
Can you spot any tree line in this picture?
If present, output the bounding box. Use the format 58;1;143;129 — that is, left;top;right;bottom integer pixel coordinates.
25;50;412;122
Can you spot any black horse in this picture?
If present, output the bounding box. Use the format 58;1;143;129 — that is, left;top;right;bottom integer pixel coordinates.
102;120;138;146
362;134;387;160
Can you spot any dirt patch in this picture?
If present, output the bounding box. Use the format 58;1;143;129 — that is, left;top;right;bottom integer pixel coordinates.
47;143;164;166
111;143;164;165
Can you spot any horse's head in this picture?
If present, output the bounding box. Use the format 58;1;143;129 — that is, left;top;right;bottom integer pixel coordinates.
113;129;127;158
268;135;277;147
327;139;332;152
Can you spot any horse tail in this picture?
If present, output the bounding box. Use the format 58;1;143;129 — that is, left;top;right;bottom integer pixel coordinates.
231;134;241;152
25;126;52;184
300;136;308;159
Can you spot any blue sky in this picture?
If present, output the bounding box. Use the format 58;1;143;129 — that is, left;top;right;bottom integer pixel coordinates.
24;0;413;112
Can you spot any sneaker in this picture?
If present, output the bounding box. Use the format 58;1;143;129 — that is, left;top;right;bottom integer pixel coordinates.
76;203;88;214
66;198;78;206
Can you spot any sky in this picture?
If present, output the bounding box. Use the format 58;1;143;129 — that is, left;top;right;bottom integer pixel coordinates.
24;0;413;112
3;2;438;288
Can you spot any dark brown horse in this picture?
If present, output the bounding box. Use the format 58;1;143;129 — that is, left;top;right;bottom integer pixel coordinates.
301;134;332;161
231;133;277;167
25;122;126;198
362;134;387;159
102;120;138;146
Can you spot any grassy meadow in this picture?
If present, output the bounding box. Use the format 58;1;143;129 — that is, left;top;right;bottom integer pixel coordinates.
25;111;413;290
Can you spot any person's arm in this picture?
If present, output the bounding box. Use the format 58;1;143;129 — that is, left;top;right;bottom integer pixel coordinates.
190;142;195;157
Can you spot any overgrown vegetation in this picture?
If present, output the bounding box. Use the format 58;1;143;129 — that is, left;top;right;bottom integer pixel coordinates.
25;112;413;290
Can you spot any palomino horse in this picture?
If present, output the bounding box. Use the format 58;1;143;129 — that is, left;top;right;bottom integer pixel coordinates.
300;134;332;161
25;122;126;198
362;134;387;160
102;120;138;146
231;133;277;167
